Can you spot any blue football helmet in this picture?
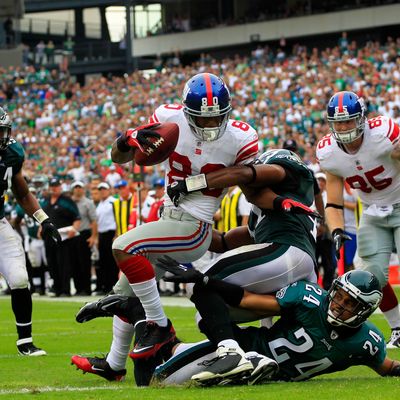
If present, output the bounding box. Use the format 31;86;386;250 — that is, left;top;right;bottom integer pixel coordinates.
182;73;232;141
326;91;366;144
327;270;382;328
0;106;12;150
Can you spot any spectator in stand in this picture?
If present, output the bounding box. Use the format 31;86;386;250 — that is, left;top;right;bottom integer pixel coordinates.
45;40;55;64
35;41;46;65
95;182;119;294
113;179;136;234
70;181;97;296
106;164;122;189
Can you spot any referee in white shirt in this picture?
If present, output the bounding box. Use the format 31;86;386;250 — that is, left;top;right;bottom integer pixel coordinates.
96;182;119;294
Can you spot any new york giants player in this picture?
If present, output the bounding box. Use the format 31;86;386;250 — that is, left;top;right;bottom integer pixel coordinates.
316;91;400;348
71;73;259;382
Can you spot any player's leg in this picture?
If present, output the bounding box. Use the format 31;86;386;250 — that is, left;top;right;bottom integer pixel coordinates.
358;212;399;344
386;209;400;348
201;243;316;323
0;219;45;356
112;214;211;359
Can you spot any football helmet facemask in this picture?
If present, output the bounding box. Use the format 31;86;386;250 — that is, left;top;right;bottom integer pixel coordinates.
182;73;232;142
0;107;12;150
326;91;366;144
327;270;382;328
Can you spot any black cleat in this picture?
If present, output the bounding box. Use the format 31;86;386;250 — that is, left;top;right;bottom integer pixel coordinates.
75;297;114;323
245;352;279;385
71;355;126;381
387;328;400;349
130;319;176;360
17;338;47;356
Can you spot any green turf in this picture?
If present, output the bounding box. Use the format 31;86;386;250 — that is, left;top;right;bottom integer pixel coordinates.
1;296;400;399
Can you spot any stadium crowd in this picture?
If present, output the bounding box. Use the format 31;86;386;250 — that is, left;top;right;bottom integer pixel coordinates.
0;33;400;297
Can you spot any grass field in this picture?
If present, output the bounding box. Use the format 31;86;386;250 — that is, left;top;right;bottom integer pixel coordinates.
1;295;400;400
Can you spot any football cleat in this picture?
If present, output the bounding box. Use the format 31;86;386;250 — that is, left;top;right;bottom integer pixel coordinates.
71;355;126;382
191;345;253;386
75;297;114;323
387;328;400;349
17;338;47;357
245;352;279;385
129;319;176;359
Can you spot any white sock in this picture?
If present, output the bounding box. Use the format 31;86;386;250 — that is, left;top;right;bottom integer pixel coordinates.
106;316;135;371
383;306;400;329
130;278;167;327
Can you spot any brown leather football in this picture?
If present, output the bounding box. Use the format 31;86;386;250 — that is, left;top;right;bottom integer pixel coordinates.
134;122;179;166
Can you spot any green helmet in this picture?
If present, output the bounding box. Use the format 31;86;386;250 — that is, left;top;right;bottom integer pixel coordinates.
327;270;382;328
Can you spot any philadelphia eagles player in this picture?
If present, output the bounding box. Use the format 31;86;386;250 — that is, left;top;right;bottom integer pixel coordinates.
151;269;400;385
0;107;61;356
87;149;321;384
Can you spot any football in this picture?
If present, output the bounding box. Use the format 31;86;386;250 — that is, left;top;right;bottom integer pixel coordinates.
134;122;179;166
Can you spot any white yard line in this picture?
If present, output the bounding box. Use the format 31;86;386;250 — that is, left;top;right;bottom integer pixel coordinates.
0;386;141;395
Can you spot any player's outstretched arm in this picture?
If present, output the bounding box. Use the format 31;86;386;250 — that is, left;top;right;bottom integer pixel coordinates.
325;170;345;232
374;358;400;376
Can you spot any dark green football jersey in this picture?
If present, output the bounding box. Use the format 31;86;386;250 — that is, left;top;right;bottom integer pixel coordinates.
248;149;317;261
255;281;386;381
15;203;40;239
0;139;24;219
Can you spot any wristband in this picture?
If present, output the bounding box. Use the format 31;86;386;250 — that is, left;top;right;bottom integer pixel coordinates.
221;232;229;252
246;164;257;184
185;174;208;192
272;196;285;211
33;209;49;224
325;203;344;210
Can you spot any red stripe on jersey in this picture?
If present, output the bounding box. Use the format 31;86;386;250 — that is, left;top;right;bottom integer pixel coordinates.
236;139;258;159
338;92;344;113
151;112;159;123
387;118;393;137
388;122;400;143
235;143;259;164
203;73;214;106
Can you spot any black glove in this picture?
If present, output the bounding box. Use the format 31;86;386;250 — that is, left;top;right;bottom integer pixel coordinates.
273;196;322;220
332;228;352;260
117;123;161;153
155;255;207;284
167;180;189;207
41;219;61;245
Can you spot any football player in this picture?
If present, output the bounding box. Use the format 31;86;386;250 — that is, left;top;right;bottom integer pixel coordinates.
316;91;400;348
0;106;61;355
71;73;259;381
152;270;400;385
77;148;321;384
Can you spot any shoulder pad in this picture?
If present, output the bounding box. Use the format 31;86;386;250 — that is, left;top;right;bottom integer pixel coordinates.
149;104;184;124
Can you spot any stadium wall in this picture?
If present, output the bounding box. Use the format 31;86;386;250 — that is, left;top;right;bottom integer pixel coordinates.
132;4;400;57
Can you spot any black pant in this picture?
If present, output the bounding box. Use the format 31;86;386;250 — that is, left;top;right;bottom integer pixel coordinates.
316;236;336;290
71;230;92;294
98;230;119;292
45;239;74;296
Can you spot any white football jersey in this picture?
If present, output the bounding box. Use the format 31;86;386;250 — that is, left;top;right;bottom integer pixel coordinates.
316;115;400;206
149;104;259;223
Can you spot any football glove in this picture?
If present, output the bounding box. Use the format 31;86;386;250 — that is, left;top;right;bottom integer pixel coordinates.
117;122;161;153
167;181;188;207
155;255;208;284
273;196;322;219
167;174;208;207
41;219;61;245
332;228;352;260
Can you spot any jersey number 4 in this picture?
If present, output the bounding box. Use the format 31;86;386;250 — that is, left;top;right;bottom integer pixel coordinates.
346;165;392;193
